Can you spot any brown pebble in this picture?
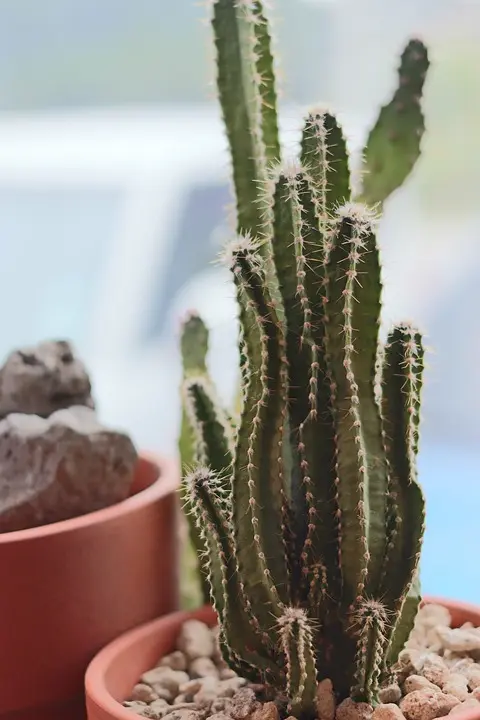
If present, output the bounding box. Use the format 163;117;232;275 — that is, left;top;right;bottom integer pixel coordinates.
449;698;480;716
189;658;219;679
142;668;190;697
400;689;459;720
130;683;160;703
251;701;279;720
378;684;402;705
316;679;336;720
162;710;203;720
336;698;373;720
176;621;215;661
421;656;449;688
404;676;439;695
372;704;406;720
158;651;188;672
229;688;259;720
441;679;469;702
466;667;480;691
180;680;204;696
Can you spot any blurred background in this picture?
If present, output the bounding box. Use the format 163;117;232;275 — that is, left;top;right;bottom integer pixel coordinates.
0;0;478;599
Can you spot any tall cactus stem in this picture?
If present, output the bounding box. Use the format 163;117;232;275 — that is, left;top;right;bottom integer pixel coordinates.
278;607;318;716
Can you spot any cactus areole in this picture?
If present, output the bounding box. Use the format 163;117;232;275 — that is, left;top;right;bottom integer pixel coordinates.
180;1;430;716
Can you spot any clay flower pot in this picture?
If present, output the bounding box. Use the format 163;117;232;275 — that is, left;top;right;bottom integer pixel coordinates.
0;452;180;720
85;598;480;720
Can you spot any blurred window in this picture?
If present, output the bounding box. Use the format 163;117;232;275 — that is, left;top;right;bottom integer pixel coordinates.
0;185;120;356
144;180;230;341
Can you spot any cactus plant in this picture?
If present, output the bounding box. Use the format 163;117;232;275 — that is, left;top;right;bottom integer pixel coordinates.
179;1;430;715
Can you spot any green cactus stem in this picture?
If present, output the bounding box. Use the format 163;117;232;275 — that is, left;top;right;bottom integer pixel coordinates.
359;39;430;208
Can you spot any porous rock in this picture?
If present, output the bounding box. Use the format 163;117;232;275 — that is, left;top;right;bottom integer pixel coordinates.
399;689;459;720
131;684;161;703
189;658;219;679
335;698;373;720
251;701;279;720
378;683;402;704
436;628;480;654
159;652;188;672
372;704;406;720
316;679;336;720
0;406;137;532
403;676;439;694
0;340;94;419
177;621;215;661
229;688;259;720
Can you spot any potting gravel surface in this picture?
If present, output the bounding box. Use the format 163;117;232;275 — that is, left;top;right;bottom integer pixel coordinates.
124;604;480;720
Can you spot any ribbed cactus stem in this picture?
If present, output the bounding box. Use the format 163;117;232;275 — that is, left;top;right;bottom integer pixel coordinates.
378;324;426;667
185;467;282;685
228;237;291;620
278;608;318;716
212;0;280;238
300;110;350;222
179;312;217;604
350;600;389;703
182;376;234;479
359;38;430;208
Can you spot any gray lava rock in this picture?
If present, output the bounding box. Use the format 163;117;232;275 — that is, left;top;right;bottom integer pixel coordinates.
0;340;94;419
0;405;137;532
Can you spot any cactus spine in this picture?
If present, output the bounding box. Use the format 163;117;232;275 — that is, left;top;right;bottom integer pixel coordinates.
180;1;430;715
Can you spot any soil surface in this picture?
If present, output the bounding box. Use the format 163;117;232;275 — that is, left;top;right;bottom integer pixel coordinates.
124;604;480;720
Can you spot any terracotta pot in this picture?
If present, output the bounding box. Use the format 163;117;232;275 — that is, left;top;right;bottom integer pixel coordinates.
85;598;480;720
0;452;180;720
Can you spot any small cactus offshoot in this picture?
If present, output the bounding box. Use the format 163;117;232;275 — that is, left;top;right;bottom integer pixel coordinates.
179;1;430;716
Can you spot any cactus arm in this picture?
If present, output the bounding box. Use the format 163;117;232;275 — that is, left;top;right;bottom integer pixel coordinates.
185;467;282;684
300;111;351;218
278;608;318;717
183;377;234;479
212;0;279;237
179;313;216;604
271;169;342;604
386;572;422;667
333;205;388;595
378;325;425;664
250;1;281;166
228;238;291;619
324;207;387;608
359;39;429;208
351;600;389;703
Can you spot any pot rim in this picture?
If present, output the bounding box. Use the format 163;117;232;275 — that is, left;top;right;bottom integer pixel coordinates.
0;451;179;544
85;597;480;720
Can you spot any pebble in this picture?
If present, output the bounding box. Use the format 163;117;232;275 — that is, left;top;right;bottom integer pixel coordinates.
177;621;215;661
189;658;219;679
335;698;373;720
251;701;279;720
131;684;161;703
372;704;406;720
399;690;459;720
421;656;449;688
403;676;440;695
142;668;190;697
229;688;259;720
449;698;480;715
159;652;188;672
316;678;336;720
378;684;402;705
